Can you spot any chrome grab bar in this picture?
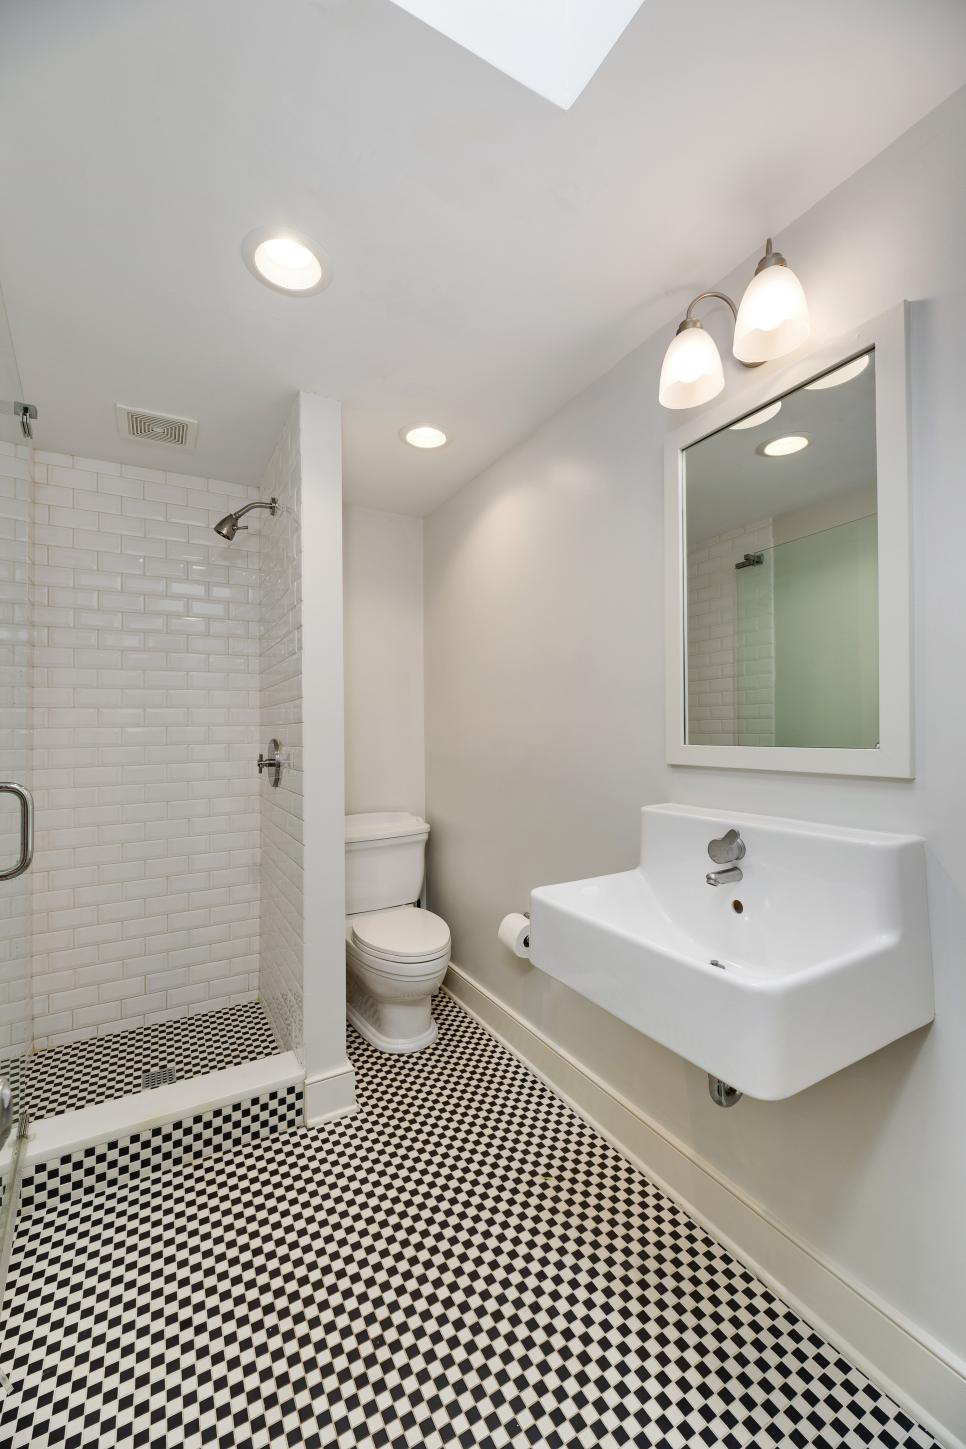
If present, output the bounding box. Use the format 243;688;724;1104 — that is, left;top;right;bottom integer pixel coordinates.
0;782;33;881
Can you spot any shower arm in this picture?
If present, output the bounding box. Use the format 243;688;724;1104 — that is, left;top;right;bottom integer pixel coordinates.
228;497;278;532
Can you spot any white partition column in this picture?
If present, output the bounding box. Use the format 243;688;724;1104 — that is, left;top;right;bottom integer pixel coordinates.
299;393;355;1123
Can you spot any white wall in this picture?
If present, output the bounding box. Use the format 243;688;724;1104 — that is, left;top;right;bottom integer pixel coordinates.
28;451;261;1047
343;506;424;817
300;394;355;1122
425;86;966;1420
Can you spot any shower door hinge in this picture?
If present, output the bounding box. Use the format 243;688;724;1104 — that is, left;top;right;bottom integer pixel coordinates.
0;401;38;439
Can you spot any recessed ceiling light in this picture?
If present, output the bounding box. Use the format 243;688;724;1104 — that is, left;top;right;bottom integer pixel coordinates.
242;228;331;295
402;425;448;449
804;354;871;390
760;435;810;457
730;400;782;431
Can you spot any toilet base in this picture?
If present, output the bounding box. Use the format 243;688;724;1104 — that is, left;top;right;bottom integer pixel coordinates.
347;1002;438;1054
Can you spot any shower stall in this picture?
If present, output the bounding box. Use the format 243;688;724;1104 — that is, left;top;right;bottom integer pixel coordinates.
0;286;307;1306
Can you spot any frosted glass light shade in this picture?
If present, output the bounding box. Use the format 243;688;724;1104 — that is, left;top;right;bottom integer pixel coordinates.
733;262;810;363
658;325;725;409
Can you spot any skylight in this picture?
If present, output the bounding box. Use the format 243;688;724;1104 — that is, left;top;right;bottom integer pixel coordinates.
386;0;647;110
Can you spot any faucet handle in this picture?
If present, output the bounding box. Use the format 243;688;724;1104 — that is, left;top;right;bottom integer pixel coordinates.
708;828;746;865
257;738;283;788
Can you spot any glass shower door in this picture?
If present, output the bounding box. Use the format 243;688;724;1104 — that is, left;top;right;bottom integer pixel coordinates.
0;276;32;1292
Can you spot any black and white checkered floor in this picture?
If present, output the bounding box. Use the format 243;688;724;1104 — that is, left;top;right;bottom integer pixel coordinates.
0;993;939;1448
0;1000;280;1119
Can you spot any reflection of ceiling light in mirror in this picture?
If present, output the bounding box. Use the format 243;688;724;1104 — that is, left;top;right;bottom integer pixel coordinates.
761;435;810;457
804;354;871;390
729;400;782;431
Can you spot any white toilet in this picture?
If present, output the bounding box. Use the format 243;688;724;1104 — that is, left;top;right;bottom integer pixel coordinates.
345;812;451;1052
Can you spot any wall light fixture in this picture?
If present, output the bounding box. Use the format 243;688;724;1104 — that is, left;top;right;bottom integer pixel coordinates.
659;239;810;410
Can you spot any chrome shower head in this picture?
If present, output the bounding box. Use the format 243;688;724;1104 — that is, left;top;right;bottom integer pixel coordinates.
213;496;278;542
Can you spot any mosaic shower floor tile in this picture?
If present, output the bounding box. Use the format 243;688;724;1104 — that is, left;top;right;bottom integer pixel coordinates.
1;1000;280;1119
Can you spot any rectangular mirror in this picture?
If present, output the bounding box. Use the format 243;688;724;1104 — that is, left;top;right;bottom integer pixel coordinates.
665;305;911;777
686;350;877;749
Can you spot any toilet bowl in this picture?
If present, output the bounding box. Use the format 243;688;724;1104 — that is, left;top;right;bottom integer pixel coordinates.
346;905;450;1052
344;812;450;1053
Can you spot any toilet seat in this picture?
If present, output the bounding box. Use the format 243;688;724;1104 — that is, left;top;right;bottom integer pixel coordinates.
349;905;450;965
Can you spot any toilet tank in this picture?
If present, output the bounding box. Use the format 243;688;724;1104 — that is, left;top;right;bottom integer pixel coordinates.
345;812;430;915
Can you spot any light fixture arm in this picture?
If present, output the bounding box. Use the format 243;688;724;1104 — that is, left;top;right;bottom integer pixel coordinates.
753;236;785;274
684;290;738;325
678;291;760;368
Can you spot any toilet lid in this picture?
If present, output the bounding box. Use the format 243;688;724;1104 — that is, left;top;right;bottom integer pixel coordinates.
351;906;450;962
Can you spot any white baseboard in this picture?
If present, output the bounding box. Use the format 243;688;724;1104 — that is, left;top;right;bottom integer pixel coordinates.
445;962;966;1449
304;1059;357;1125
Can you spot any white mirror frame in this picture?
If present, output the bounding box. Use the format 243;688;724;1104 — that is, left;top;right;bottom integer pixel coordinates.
665;301;911;778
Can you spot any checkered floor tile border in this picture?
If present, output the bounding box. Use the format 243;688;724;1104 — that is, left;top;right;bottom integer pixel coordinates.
0;1000;280;1120
0;993;939;1448
17;1084;305;1223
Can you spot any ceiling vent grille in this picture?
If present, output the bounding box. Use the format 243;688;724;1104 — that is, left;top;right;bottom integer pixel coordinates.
115;404;198;449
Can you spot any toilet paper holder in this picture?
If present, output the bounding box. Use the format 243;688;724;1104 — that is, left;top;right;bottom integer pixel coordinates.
498;910;531;958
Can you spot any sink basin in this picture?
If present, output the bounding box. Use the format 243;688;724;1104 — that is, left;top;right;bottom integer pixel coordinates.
528;804;933;1099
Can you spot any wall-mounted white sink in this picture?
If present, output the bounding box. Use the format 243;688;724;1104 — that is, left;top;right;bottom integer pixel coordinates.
528;805;933;1099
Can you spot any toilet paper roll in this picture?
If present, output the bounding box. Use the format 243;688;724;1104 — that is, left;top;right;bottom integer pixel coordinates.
498;912;531;958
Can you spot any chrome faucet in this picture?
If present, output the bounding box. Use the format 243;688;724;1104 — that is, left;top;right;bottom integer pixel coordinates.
706;828;745;887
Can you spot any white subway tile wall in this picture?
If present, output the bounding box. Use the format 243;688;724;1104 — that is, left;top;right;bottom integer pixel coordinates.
29;452;263;1048
686;519;775;747
257;407;304;1059
734;543;776;747
0;441;32;1062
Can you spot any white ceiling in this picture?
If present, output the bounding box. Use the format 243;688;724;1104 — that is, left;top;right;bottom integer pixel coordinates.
1;0;965;515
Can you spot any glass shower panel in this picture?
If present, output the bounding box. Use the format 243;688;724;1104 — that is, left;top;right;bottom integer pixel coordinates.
736;516;879;750
773;515;878;748
0;276;31;1285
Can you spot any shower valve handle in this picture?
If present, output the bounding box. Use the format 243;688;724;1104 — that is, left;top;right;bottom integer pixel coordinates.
257;739;283;788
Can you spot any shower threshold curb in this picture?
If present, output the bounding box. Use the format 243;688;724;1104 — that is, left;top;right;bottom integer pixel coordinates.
7;1051;304;1170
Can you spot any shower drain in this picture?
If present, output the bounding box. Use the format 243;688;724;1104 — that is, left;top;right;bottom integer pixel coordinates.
142;1066;176;1090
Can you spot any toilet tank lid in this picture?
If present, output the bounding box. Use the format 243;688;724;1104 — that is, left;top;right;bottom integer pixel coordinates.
345;811;429;844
